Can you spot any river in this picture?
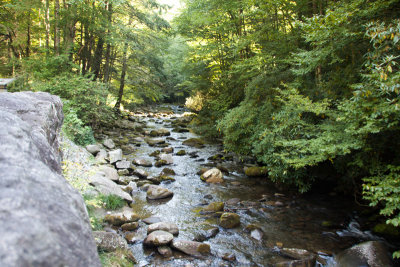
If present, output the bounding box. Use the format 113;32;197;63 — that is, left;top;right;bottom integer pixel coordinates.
101;105;394;266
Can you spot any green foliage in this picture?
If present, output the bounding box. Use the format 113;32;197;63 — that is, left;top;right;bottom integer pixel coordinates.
97;194;126;210
63;104;96;146
32;73;114;127
84;193;126;211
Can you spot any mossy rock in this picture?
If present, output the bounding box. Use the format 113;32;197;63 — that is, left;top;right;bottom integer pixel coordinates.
176;150;186;156
161;168;176;176
149;130;159;137
155;160;168;167
202;202;224;213
149;150;161;157
136;180;153;187
219;212;240;229
244;166;269;177
121;222;139;231
158;175;176;183
182;138;205;148
197;243;211;254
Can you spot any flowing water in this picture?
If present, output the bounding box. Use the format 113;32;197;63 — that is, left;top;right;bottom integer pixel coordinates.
107;105;389;267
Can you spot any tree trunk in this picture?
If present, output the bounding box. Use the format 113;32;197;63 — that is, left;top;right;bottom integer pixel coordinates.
103;2;113;83
54;0;60;55
45;0;50;54
63;2;76;60
26;10;31;57
92;37;104;80
114;41;128;113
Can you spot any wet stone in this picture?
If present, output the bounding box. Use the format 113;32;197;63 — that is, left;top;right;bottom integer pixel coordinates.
149;150;161;157
146;138;166;146
133;158;152;167
250;229;264;241
155;160;168;167
162;147;174;154
121;222;139;231
160;168;176;176
132;168;149;179
147;222;179;236
202;202;224;213
146;185;174;200
143;217;162;225
104;211;139;226
171;239;211;257
159;154;173;165
194;227;219;242
226;198;240;206
176;150;186;156
219;213;240;229
158;246;173;258
143;230;174;247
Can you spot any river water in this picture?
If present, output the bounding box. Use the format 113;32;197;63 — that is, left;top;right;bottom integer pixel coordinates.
108;105;389;266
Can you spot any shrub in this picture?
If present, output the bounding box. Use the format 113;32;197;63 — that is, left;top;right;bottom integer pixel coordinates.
32;72;115;129
62;103;96;146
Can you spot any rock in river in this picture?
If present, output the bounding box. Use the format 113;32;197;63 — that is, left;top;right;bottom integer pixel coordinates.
121;222;139;231
147;185;174;200
147;222;179;236
145;138;165;146
143;216;162;225
104;211;139;226
159;153;173;165
335;241;393;267
133;158;153;167
219;213;240;229
171;239;211;257
182;138;205;148
202;202;224;213
158;246;173;258
201;168;224;183
143;230;174;247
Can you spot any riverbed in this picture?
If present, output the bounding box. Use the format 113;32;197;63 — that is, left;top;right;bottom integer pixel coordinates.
97;105;394;266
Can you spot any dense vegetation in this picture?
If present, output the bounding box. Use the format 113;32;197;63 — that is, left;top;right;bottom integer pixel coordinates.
0;0;186;144
174;0;400;245
2;0;400;252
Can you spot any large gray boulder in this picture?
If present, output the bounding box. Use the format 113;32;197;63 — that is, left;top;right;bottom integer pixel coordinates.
0;92;100;266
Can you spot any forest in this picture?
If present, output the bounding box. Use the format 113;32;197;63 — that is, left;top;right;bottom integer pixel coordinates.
1;0;400;256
